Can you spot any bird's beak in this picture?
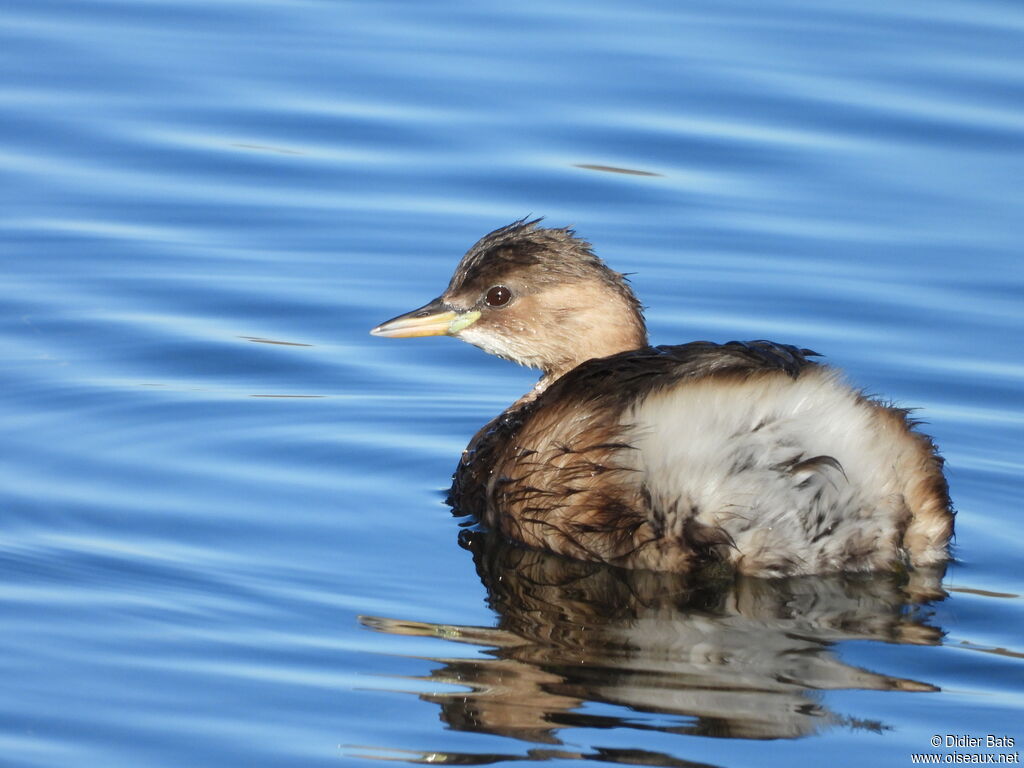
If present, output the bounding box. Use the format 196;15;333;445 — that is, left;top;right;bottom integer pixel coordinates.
370;297;481;338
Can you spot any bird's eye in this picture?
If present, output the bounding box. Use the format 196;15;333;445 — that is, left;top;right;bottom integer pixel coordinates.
485;285;512;307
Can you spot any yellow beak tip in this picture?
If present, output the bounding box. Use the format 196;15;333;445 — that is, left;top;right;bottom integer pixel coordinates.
369;309;480;339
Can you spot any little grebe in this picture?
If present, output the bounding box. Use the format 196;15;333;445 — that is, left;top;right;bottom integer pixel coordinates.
371;219;953;576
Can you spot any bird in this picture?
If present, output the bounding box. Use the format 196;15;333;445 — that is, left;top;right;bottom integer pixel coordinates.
370;218;953;577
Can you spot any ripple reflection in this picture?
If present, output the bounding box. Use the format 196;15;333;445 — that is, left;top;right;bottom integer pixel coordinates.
359;531;947;762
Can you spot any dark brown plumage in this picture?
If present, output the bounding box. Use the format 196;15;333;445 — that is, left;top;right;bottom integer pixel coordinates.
447;218;643;319
371;219;954;576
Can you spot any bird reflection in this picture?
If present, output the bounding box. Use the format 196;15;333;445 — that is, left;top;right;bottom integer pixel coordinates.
359;530;946;759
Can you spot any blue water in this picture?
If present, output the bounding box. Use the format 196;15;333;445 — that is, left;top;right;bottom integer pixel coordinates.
2;1;1023;766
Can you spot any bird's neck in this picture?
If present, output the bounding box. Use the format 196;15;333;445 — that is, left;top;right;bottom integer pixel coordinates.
529;312;647;401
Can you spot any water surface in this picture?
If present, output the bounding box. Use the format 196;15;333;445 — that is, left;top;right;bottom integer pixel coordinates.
2;1;1023;766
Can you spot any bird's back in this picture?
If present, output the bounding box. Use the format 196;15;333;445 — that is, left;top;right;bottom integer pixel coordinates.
450;340;952;576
